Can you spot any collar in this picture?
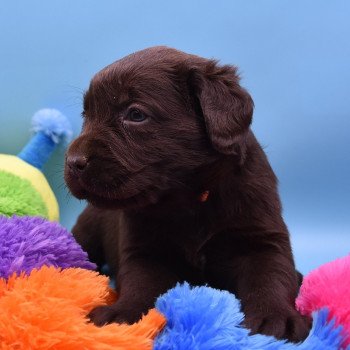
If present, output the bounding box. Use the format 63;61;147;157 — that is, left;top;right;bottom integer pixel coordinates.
198;190;210;202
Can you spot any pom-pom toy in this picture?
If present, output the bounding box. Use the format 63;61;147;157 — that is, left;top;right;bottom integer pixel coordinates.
0;109;72;221
154;283;347;350
0;215;96;279
296;254;350;348
0;215;165;349
0;265;165;349
0;214;349;349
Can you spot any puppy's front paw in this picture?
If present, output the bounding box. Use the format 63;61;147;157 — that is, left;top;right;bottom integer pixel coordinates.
244;307;311;342
88;304;142;327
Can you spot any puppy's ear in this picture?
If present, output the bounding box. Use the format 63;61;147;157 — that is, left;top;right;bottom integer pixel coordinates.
189;60;254;156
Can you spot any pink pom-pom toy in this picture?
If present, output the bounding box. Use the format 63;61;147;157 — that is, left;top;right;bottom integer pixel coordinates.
296;254;350;347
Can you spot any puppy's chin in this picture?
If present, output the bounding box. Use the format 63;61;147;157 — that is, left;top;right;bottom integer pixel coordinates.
83;190;158;210
64;176;88;200
65;175;159;210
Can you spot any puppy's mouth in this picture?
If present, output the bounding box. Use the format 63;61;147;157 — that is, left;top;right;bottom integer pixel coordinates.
65;171;160;210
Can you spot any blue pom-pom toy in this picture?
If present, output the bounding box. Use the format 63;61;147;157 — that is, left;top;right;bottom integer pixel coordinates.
18;108;72;170
154;283;346;350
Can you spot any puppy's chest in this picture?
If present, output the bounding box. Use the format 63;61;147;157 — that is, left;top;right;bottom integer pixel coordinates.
154;215;215;270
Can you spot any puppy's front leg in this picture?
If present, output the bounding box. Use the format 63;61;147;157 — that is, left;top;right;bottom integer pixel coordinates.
88;255;178;326
206;231;310;342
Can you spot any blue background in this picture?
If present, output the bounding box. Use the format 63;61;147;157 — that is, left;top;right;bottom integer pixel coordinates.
0;1;349;273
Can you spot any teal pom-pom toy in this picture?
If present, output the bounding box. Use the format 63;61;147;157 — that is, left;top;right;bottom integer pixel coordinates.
0;108;72;221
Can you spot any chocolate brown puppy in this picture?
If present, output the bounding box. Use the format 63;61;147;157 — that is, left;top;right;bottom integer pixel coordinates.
65;46;309;341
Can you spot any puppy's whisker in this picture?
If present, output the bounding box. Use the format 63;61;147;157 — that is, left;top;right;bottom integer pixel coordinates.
64;191;72;204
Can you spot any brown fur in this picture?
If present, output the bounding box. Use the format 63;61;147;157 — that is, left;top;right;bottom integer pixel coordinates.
65;46;310;341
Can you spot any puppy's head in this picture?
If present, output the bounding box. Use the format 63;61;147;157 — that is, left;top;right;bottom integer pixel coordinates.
65;46;254;209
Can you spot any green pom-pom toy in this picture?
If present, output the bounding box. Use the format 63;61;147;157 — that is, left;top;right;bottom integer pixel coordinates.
0;171;48;217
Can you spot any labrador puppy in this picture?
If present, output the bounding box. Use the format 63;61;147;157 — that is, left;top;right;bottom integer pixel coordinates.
65;46;309;341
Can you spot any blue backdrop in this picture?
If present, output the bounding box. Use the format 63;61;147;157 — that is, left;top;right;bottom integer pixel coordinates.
0;0;349;273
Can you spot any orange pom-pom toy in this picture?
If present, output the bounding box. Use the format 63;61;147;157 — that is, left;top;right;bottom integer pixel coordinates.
0;266;165;350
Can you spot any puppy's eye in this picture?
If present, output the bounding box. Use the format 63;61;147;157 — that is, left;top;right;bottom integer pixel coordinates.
127;109;147;123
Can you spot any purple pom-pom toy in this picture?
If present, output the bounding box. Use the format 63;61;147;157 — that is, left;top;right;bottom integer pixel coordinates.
0;215;96;279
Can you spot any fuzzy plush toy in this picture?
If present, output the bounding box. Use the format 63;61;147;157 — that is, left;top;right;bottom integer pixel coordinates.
0;213;349;349
0;216;165;350
0;215;95;279
0;109;72;220
154;275;349;350
0;109;349;349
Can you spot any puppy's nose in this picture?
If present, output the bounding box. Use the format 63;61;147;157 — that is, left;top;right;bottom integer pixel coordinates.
66;155;88;174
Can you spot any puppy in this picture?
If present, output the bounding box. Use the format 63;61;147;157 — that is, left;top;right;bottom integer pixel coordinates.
65;46;309;341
